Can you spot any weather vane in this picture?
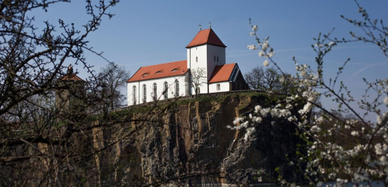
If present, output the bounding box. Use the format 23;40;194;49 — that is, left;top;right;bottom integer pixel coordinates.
209;22;212;28
199;24;202;31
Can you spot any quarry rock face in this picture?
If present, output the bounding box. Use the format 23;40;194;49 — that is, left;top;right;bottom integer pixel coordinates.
96;93;305;186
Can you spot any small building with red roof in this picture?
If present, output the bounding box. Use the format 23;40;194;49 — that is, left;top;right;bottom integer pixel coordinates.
127;28;248;106
56;65;86;113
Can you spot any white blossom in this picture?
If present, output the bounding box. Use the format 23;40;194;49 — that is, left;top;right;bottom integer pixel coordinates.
243;127;255;141
310;125;321;133
299;102;312;115
260;108;270;117
247;44;257;50
254;116;262;123
287;116;296;122
374;143;387;155
233;117;244;125
376;112;387;125
351;131;359;137
254;105;262;113
258;50;265;57
316;116;324;124
263;59;270;67
267;51;275;58
252;25;258;32
262;41;269;51
241;121;249;128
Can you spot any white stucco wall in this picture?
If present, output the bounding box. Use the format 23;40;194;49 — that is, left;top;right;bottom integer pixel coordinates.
209;82;230;93
187;44;226;94
187;45;207;76
127;74;188;106
206;45;226;80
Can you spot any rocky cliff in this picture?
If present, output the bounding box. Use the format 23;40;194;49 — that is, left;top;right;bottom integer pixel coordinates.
90;92;306;186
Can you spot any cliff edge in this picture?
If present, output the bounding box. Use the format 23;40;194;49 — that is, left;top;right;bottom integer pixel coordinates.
92;92;306;186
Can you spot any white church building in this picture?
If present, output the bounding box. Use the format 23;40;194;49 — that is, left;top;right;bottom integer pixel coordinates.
127;28;248;106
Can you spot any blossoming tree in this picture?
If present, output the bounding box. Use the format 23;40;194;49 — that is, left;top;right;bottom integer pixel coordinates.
240;1;388;186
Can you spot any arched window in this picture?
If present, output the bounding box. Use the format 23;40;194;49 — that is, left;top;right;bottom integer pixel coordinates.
175;80;179;97
143;84;147;103
216;83;221;91
217;56;219;62
196;56;198;62
153;82;157;101
133;85;137;105
163;81;168;99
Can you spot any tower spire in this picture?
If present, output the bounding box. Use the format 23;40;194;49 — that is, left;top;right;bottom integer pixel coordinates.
67;64;73;74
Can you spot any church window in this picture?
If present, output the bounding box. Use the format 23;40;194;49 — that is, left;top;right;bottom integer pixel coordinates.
216;83;221;91
175;80;179;97
171;68;178;72
196;56;198;62
156;70;162;74
163;81;168;99
143;84;147;103
153;82;157;101
217;56;219;62
133;85;137;105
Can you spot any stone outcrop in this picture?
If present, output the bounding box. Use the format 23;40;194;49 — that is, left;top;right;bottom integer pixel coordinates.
94;92;306;186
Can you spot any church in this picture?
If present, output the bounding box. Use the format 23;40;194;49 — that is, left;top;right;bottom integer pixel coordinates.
127;28;248;106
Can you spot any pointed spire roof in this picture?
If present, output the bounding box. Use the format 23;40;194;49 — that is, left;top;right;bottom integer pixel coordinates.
60;73;84;81
60;64;84;81
186;28;226;48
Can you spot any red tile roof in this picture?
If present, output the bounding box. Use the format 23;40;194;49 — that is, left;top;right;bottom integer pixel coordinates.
128;60;188;82
186;28;226;48
61;73;84;81
209;63;237;83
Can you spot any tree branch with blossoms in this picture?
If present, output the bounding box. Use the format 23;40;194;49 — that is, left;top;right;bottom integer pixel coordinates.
240;1;388;186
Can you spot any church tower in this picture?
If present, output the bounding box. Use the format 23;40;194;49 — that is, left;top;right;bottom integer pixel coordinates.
56;65;85;115
186;28;226;94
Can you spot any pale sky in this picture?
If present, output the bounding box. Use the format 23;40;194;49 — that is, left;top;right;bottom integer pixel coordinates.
35;0;388;120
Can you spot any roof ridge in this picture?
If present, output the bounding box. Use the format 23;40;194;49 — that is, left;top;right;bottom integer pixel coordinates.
140;60;186;68
127;60;188;82
61;73;84;81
